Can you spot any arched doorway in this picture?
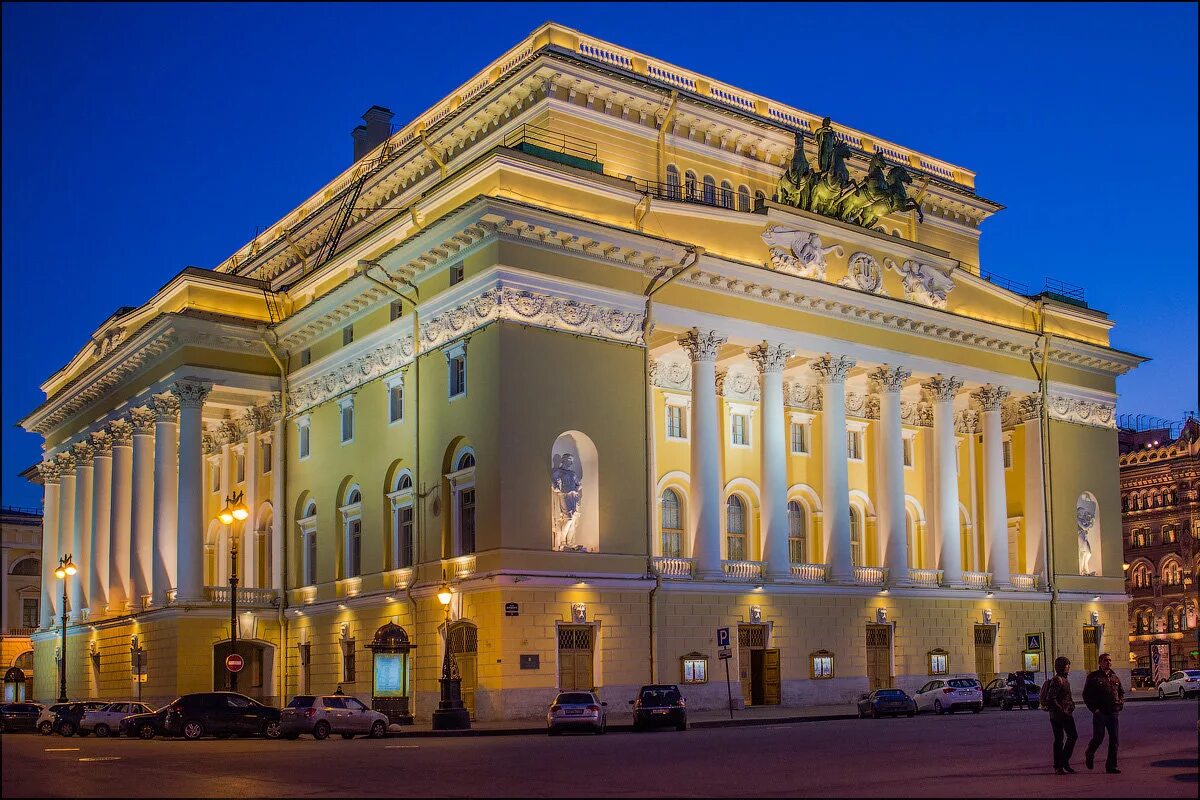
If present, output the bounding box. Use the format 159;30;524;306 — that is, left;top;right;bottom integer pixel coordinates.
213;640;275;704
447;621;478;719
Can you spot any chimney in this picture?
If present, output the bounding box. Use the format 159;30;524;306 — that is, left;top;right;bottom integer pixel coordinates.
352;105;394;163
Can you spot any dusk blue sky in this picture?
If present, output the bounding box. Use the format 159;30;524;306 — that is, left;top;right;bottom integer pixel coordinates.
3;2;1196;508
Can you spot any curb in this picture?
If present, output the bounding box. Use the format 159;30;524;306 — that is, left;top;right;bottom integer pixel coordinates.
388;713;859;737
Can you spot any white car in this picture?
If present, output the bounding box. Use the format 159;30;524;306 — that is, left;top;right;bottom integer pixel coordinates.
1157;670;1200;699
80;702;155;737
913;676;983;714
36;704;70;735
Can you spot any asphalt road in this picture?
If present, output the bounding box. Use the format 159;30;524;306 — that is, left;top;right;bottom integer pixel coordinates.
2;701;1196;798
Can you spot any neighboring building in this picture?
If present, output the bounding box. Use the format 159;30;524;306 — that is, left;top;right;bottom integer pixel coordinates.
1120;417;1200;682
19;23;1142;717
1;507;42;701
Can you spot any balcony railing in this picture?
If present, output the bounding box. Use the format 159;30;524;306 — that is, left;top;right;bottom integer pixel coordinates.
853;566;888;586
651;556;694;579
387;567;414;591
4;627;37;637
503;124;603;173
909;568;943;587
722;560;765;581
962;571;992;590
205;586;279;607
450;554;477;580
791;563;829;583
1010;574;1041;591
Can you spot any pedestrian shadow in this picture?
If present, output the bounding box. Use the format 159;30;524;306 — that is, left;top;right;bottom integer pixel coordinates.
1151;757;1199;783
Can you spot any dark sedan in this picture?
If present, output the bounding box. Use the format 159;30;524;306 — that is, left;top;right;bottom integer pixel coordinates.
857;689;916;718
122;692;281;740
0;703;45;733
630;684;687;731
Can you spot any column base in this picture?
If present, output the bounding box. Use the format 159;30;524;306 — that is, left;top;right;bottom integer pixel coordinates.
695;569;724;580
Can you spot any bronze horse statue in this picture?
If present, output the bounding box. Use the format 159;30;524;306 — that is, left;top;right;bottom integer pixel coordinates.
777;132;815;210
853;163;926;229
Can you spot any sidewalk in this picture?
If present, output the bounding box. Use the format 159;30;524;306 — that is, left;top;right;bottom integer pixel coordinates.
387;702;860;737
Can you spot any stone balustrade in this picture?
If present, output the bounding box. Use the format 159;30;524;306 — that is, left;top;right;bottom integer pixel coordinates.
853;565;888;586
909;568;943;587
962;571;992;590
204;586;279;607
791;563;829;583
451;554;477;580
721;560;765;581
651;556;694;579
1010;573;1041;591
387;567;414;590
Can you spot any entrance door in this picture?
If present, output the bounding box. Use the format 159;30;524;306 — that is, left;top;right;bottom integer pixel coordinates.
974;625;997;685
866;625;893;691
738;625;771;706
557;626;594;691
448;622;479;719
762;649;781;705
1082;626;1100;672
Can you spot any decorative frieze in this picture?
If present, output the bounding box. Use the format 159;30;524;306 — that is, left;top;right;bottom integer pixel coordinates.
867;365;912;394
921;374;963;404
747;342;794;374
761;226;841;280
288;335;415;416
783;380;822;411
677;329;727;363
649;358;691;391
839;252;884;294
900;400;933;428
885;259;955;309
954;409;979;435
1048;394;1116;430
845;392;879;420
716;368;760;401
808;354;855;384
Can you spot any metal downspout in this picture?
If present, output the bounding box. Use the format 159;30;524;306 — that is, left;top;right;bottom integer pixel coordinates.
1031;299;1058;662
260;328;289;706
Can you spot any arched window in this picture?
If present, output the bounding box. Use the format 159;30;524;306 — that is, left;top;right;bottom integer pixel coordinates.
684;170;698;200
666;164;681;200
737;185;751;212
1163;560;1182;586
9;558;39;576
300;501;318;587
390;471;416;570
787;500;806;564
726;496;746;562
448;447;477;556
341;486;363;579
458;452;476;471
702;175;716;205
754;190;766;208
1121;496;1129;512
14;651;33;670
849;506;863;567
661;490;684;558
720;180;734;209
1166;608;1178;632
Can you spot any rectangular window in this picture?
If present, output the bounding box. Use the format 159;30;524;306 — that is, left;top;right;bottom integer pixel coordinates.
929;651;949;675
1002;439;1013;470
847;430;863;461
666;405;686;439
390;301;403;321
22;598;39;628
791;422;809;454
459;488;476;554
300;348;311;367
348;519;361;578
681;655;709;684
298;423;311;459
810;652;835;679
343;325;354;346
449;262;464;285
304;533;317;586
261;440;272;473
398;506;414;568
731;414;748;446
210;462;221;492
341;403;354;443
342;640;356;683
902;437;914;467
449;355;466;398
235;451;245;483
389;383;404;423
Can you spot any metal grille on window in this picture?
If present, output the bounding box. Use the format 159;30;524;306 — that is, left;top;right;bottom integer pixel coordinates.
558;626;594;651
738;625;767;649
974;625;996;646
866;625;891;648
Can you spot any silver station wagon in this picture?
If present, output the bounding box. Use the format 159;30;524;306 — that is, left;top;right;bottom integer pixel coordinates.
280;695;389;739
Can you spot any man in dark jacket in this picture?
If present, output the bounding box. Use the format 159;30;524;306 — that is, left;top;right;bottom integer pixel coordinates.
1046;656;1077;774
1082;653;1124;774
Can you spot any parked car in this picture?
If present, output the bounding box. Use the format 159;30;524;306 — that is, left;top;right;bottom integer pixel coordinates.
857;689;916;718
1157;670;1200;699
983;673;1040;710
53;701;109;736
0;703;45;733
79;702;155;737
121;692;281;740
545;691;607;735
1130;667;1153;690
37;703;70;735
280;695;389;740
629;684;687;731
913;677;983;714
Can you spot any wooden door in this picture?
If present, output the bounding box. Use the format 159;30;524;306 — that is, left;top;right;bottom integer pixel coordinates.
974;625;996;685
448;623;479;719
762;649;781;705
739;647;752;705
557;626;594;691
866;625;893;691
738;625;767;706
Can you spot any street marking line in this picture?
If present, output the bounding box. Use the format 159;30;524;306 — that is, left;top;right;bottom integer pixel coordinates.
79;756;122;762
386;745;420;749
45;748;80;752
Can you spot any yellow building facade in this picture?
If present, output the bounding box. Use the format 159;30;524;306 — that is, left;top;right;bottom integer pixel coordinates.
22;23;1142;718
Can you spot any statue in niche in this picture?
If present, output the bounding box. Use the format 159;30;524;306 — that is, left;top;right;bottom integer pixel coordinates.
1076;494;1098;576
552;453;585;551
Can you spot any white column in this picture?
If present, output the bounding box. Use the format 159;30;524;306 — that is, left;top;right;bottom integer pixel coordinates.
129;407;156;606
108;420;133;611
749;342;794;580
270;415;285;591
923;375;964;586
152;393;180;605
1020;395;1047;582
37;461;62;627
678;328;727;579
89;431;113;616
71;441;95;616
243;418;259;589
869;365;912;584
973;385;1012;587
56;454;76;619
173;381;212;602
811;354;856;582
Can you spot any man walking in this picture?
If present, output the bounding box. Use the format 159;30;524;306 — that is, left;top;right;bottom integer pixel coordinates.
1083;652;1124;774
1046;657;1077;774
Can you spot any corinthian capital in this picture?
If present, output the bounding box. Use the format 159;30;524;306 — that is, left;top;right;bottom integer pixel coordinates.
152;392;180;418
747;342;794;374
867;364;912;394
38;459;62;485
1017;393;1042;421
921;374;963;404
108;418;133;446
71;441;95;465
54;451;76;473
129;406;157;433
970;384;1011;412
676;328;727;362
171;380;213;409
90;430;114;455
809;354;856;384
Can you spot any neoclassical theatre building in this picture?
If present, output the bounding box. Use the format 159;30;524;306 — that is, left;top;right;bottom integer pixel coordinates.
23;23;1143;718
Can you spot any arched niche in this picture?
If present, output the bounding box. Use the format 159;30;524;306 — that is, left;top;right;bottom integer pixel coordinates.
551;431;599;553
1076;491;1101;576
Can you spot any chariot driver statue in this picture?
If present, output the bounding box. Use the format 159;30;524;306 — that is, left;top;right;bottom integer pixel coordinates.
551;453;583;550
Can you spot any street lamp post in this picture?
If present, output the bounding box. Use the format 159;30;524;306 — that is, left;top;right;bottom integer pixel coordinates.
218;491;250;693
431;577;470;730
53;554;77;703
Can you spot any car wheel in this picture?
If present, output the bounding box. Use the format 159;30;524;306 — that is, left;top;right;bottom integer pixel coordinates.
312;721;330;740
934;700;944;716
370;721;387;739
182;720;206;740
58;721;77;737
138;723;156;740
262;721;282;740
39;721;53;735
94;724;111;738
